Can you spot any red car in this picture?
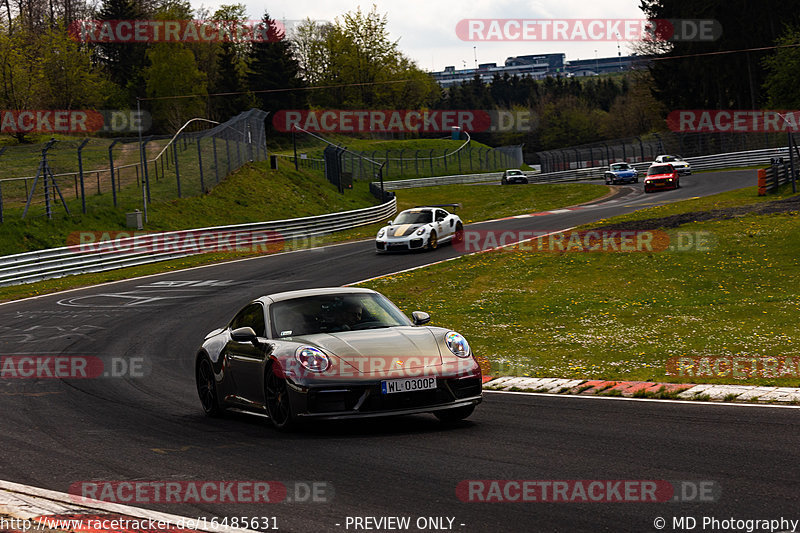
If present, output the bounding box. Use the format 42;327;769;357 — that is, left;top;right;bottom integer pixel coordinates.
644;163;680;193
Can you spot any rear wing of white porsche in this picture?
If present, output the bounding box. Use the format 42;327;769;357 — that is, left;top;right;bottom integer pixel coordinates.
416;203;462;210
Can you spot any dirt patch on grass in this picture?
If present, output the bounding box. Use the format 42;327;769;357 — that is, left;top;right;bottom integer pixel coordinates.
595;194;800;231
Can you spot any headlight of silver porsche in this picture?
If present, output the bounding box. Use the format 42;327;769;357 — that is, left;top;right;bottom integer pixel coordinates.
295;346;331;372
445;332;471;358
415;226;426;235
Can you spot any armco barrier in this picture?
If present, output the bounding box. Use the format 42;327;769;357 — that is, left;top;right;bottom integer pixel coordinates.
373;146;792;190
0;197;396;287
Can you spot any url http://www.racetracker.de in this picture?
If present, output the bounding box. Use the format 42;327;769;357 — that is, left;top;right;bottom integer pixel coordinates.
0;516;281;532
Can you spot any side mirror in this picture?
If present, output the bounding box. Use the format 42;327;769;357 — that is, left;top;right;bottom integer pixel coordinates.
411;311;430;326
231;326;257;343
388;220;394;225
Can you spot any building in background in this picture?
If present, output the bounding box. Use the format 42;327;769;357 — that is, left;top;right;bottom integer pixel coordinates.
431;52;646;86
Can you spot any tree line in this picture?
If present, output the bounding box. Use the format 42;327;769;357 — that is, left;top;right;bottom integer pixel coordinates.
0;0;797;154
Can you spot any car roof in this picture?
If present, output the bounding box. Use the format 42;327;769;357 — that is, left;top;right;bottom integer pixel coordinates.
256;287;378;305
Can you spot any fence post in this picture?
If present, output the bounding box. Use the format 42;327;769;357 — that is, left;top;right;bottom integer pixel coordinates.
173;136;181;198
443;149;448;171
108;140;119;208
429;149;434;175
457;148;462;172
236;136;242;168
0;147;4;223
212;137;220;183
399;149;404;177
468;146;473;171
225;137;232;174
385;149;390;178
142;136;152;202
789;131;797;193
246;123;253;162
77;139;90;213
197;137;205;193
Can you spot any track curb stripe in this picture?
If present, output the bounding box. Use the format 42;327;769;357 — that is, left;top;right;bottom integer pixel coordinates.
0;480;255;533
482;376;800;404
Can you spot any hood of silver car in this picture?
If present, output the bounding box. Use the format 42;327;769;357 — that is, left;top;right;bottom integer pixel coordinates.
301;327;442;371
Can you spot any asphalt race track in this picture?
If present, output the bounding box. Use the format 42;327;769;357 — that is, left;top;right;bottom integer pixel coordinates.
2;170;798;533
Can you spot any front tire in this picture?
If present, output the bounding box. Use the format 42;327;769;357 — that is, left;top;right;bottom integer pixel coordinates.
453;222;464;244
265;362;296;431
427;230;438;250
196;356;223;417
435;405;475;423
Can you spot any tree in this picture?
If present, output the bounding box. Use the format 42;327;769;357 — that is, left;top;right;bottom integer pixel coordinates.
293;6;439;110
142;1;206;132
207;4;253;121
94;0;148;105
247;11;306;116
640;0;800;109
762;25;800;109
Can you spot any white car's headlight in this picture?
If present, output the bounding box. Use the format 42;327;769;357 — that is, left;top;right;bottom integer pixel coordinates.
445;332;471;358
416;226;427;235
377;228;386;238
295;346;330;372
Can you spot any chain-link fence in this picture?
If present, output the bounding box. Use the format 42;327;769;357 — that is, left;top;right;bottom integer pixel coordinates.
536;131;796;173
276;128;519;181
0;108;268;222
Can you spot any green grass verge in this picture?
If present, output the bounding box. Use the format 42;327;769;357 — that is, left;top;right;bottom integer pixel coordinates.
359;185;800;387
0;176;608;302
0;158;377;255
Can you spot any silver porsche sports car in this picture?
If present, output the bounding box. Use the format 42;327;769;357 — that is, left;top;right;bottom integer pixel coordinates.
195;287;483;430
375;205;464;252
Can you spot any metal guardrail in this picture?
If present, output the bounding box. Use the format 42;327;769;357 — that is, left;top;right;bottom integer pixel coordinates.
372;146;790;190
379;172;503;190
524;146;792;183
762;161;796;194
0;198;396;287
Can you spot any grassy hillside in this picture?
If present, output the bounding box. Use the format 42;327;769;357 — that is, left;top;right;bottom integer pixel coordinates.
0;159;377;255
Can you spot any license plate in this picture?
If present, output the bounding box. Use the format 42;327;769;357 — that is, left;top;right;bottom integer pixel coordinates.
381;376;437;394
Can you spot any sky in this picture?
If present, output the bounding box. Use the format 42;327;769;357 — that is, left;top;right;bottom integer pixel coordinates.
191;0;648;72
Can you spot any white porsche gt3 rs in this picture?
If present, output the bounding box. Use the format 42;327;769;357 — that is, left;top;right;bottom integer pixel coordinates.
375;205;464;252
